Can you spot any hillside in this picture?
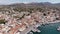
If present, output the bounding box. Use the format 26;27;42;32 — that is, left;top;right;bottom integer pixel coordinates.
0;2;60;34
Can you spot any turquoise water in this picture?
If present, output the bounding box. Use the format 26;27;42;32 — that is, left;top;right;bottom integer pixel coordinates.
33;22;60;34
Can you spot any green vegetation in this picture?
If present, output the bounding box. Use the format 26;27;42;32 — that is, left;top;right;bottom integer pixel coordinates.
13;7;44;13
0;19;6;24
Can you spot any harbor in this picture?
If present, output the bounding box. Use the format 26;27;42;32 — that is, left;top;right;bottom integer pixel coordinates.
33;22;60;34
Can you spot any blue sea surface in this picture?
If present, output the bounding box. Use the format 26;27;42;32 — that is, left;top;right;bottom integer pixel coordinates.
33;22;60;34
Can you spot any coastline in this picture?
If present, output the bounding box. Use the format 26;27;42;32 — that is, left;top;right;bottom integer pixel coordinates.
27;20;60;34
33;21;60;34
42;20;60;25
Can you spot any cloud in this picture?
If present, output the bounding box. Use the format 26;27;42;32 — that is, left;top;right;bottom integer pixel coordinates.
0;0;20;5
0;0;59;5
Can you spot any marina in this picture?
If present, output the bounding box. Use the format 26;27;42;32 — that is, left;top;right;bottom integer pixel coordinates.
33;22;60;34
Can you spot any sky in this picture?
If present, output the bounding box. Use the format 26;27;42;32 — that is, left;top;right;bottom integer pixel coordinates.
0;0;60;5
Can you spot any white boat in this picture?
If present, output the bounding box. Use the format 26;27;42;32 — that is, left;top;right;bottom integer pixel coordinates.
57;27;60;31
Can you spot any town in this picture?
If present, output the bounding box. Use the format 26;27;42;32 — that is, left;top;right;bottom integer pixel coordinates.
0;6;60;34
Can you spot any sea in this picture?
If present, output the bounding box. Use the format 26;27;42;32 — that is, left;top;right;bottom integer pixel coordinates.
32;22;60;34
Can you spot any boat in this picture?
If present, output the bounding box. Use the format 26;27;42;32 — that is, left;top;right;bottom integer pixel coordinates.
57;27;60;31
